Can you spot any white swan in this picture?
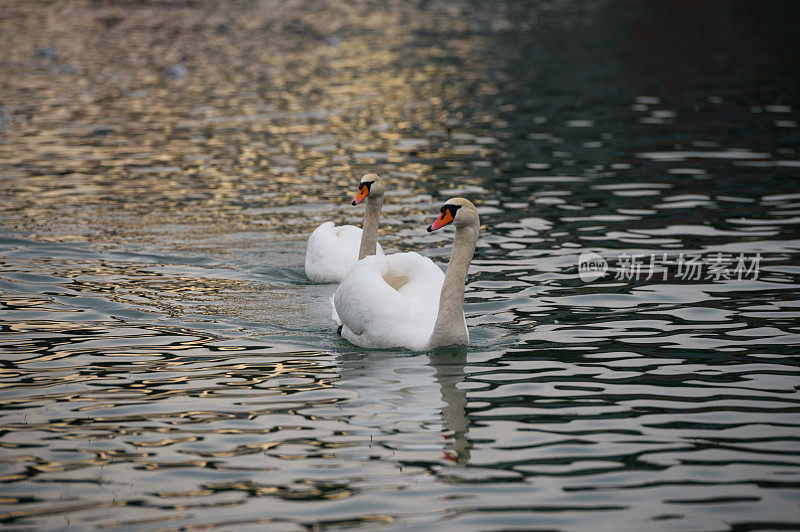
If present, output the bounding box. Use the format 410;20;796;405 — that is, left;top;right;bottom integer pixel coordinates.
333;198;479;351
304;174;385;283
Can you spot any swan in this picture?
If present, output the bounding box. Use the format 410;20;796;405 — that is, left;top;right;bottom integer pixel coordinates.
333;198;479;351
304;174;385;283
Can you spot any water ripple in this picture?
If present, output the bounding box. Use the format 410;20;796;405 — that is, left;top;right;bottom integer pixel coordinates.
2;1;800;530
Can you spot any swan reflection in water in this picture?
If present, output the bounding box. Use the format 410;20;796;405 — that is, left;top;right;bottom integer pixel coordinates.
335;347;470;467
429;348;470;466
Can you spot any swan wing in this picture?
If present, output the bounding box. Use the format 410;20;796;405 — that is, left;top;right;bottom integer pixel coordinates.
333;252;444;350
305;222;384;283
330;292;340;325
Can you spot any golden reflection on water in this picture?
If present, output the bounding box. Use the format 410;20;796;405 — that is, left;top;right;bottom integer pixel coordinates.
0;7;495;497
0;245;478;489
1;1;500;251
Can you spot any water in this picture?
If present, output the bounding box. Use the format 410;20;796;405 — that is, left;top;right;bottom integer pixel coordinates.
2;1;800;530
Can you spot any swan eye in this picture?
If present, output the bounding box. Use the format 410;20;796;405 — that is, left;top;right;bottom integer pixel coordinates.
440;204;461;216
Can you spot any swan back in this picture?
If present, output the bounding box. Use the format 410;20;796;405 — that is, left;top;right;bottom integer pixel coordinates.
305;222;384;283
333;252;445;350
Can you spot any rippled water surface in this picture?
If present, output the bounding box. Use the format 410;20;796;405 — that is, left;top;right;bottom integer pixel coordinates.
2;1;800;530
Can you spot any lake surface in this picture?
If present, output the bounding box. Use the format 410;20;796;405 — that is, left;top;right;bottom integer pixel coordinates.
2;1;800;530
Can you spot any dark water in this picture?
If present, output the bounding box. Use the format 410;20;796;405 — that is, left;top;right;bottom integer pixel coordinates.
2;1;800;530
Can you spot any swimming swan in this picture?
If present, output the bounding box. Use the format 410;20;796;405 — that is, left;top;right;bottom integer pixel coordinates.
304;174;385;283
333;198;479;351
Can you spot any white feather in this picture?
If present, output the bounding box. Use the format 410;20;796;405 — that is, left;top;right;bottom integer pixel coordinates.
304;221;384;283
333;252;446;351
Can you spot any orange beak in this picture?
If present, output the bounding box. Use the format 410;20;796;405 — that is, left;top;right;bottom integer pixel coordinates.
427;209;454;232
352;183;370;205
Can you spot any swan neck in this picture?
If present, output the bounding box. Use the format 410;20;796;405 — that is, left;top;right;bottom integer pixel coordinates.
429;222;478;348
358;195;383;260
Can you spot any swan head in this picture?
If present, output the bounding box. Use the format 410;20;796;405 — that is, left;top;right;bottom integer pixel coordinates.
351;174;384;206
427;197;479;232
